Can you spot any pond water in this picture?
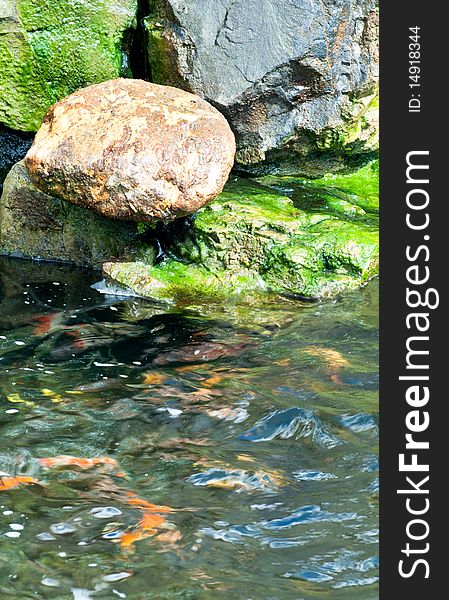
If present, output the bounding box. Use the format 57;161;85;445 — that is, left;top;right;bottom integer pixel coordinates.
0;256;378;599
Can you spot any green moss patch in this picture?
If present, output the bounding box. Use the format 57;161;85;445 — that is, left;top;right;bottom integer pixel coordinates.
105;164;379;301
0;0;137;131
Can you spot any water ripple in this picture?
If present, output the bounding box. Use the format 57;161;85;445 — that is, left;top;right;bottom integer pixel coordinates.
238;407;342;447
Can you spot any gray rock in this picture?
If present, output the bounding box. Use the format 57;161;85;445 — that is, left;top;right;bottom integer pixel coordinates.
145;0;378;175
0;160;138;268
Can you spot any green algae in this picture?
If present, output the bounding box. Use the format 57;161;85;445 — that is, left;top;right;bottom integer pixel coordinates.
303;160;379;213
257;160;379;215
0;0;137;131
104;165;379;302
103;259;265;303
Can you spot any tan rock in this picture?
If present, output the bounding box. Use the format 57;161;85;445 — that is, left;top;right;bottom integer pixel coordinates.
25;79;236;222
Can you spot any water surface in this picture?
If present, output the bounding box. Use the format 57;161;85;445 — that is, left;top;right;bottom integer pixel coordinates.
0;257;378;599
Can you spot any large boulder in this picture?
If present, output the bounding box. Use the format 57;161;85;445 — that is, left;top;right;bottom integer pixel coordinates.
145;0;379;175
0;0;137;132
25;79;236;222
0;160;138;268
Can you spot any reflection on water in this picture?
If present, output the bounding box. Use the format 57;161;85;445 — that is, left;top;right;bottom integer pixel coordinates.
0;256;378;599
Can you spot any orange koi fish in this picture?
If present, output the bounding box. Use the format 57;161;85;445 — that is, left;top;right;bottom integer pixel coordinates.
119;495;176;549
119;512;167;549
0;475;38;491
39;455;119;471
32;312;67;336
302;346;350;385
125;492;175;514
142;372;167;385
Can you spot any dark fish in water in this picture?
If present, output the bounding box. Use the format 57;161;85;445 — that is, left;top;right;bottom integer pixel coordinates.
153;341;252;366
47;322;147;359
49;335;112;360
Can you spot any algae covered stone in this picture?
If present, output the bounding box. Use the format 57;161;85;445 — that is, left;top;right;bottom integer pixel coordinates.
103;164;379;301
25;79;236;222
0;0;137;132
0;160;138;268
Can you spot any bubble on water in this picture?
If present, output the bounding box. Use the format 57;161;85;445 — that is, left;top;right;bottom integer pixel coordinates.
42;578;60;587
102;572;132;582
36;532;56;541
293;470;337;481
268;537;309;548
9;523;24;531
157;407;183;418
50;522;77;535
333;576;379;588
250;503;284;511
284;570;334;583
4;531;20;538
90;506;122;519
102;529;124;539
71;589;94;600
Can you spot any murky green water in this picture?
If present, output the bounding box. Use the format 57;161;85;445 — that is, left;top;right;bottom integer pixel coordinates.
0;256;378;599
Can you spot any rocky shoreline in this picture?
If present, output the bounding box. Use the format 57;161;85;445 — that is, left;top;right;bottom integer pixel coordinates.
0;0;379;301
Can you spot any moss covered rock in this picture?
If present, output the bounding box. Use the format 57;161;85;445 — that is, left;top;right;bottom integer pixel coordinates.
0;0;137;132
104;163;379;301
0;160;138;268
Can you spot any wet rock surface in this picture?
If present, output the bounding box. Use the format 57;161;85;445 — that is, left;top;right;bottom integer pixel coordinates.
0;160;138;268
25;79;236;222
145;0;379;175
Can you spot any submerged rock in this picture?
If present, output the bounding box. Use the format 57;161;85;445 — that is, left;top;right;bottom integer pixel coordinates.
103;164;379;301
0;160;137;268
0;0;137;132
145;0;379;176
25;79;236;222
